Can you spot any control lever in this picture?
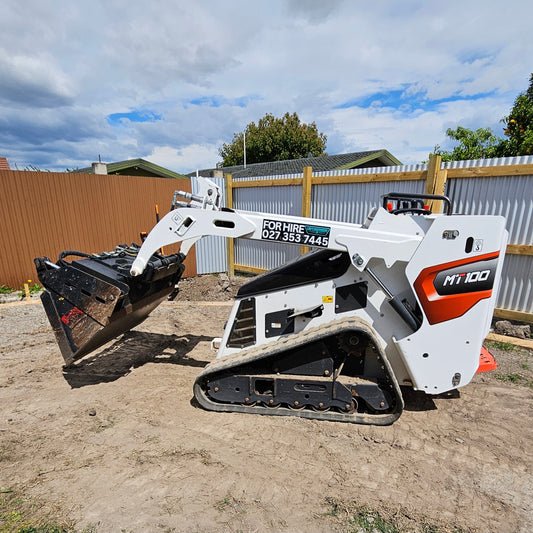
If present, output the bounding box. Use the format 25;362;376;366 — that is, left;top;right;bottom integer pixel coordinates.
365;267;421;331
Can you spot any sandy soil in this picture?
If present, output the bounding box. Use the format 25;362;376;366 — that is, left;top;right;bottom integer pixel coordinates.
1;276;532;533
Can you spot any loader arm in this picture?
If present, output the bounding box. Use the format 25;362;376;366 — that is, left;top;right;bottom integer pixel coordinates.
130;204;423;277
130;181;428;333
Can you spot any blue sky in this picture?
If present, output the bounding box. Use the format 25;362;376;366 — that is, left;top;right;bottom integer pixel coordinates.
333;87;498;114
0;0;531;172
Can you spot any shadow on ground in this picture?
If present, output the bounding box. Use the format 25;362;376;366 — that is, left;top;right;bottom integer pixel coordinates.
63;331;463;421
63;330;212;388
401;386;461;412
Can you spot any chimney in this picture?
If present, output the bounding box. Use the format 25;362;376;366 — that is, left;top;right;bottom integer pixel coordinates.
92;162;108;174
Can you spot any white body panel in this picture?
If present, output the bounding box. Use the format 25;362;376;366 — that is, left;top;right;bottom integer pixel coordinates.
397;215;508;392
215;264;414;388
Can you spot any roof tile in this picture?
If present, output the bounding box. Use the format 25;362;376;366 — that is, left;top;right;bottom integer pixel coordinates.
190;150;400;178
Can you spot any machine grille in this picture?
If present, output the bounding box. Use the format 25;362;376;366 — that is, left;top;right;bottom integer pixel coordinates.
227;298;256;348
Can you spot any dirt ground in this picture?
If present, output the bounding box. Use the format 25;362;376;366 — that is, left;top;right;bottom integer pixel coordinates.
1;274;532;533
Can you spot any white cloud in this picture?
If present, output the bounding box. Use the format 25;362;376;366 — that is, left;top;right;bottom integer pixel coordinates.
147;144;221;174
0;52;74;106
331;98;513;164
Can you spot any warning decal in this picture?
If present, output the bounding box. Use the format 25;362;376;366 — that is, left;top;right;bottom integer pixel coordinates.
261;219;331;247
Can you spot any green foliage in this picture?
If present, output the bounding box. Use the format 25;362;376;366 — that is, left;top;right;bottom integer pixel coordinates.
16;283;42;299
347;507;399;533
0;490;74;533
322;498;471;533
213;494;247;515
495;372;523;384
494;370;533;389
323;498;399;533
429;126;499;161
485;340;516;352
26;283;42;295
0;285;14;294
428;73;533;161
15;527;69;533
496;73;533;157
219;112;327;166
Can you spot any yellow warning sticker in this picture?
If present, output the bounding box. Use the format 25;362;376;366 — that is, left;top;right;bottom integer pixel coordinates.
322;295;333;303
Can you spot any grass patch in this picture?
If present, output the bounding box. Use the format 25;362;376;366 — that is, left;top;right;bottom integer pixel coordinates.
323;498;400;532
133;445;214;466
162;446;212;465
0;489;75;533
0;285;14;295
494;372;533;388
214;494;247;515
160;446;212;465
322;498;470;533
323;497;342;518
485;340;516;352
214;497;233;512
495;372;522;384
17;283;43;299
350;509;398;533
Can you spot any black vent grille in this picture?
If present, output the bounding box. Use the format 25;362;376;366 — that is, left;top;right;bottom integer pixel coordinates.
227;298;256;348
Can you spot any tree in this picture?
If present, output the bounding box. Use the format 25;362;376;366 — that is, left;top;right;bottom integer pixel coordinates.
219;112;327;166
495;73;533;157
430;126;499;161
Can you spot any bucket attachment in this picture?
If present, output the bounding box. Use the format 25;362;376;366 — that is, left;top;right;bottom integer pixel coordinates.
35;245;185;365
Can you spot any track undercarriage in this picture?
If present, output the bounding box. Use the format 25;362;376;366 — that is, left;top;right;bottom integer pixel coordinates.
194;317;404;425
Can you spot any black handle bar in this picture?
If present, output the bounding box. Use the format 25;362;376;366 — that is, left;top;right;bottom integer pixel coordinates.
381;192;453;215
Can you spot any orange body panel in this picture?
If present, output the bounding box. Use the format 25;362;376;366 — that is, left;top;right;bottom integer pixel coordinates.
413;252;500;325
477;346;498;373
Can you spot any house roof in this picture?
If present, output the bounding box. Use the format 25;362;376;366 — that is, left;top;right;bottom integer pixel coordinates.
77;158;187;179
0;157;10;170
190;150;401;179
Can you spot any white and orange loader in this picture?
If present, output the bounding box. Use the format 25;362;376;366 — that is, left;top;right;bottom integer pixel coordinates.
35;177;507;425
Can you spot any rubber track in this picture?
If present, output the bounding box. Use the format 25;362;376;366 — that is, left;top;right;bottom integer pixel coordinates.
194;316;404;425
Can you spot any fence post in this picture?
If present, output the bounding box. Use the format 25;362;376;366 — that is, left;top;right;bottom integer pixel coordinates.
300;166;312;254
425;154;447;213
225;173;235;276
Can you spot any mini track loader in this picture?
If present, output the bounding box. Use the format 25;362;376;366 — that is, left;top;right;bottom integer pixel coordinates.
35;178;507;425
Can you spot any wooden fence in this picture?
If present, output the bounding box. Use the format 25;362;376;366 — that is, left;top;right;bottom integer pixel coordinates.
0;170;195;288
223;155;533;324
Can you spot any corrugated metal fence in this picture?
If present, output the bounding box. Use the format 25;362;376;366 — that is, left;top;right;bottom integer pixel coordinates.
233;179;303;270
192;176;228;274
0;170;196;288
444;158;533;321
211;156;533;323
